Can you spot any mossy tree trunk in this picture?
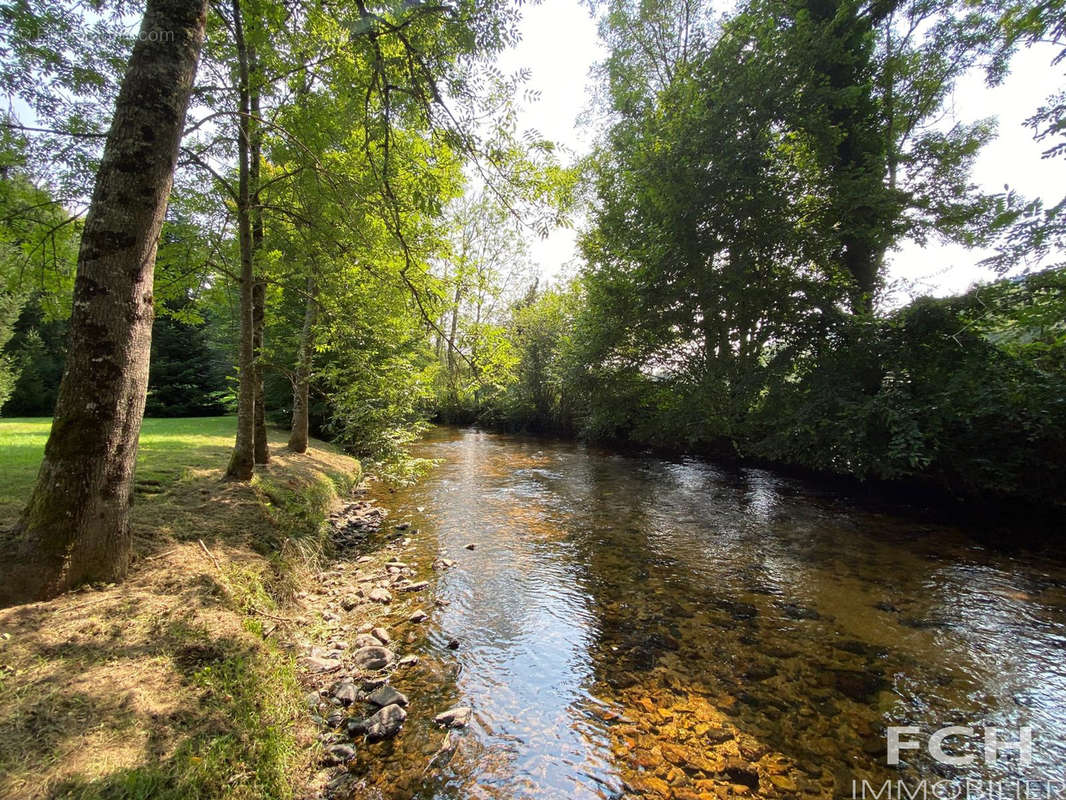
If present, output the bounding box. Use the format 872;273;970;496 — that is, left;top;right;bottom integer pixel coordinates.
7;0;209;602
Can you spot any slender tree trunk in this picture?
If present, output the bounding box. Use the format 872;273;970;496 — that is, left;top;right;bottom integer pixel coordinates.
288;274;317;453
249;41;269;465
447;283;461;380
225;0;255;480
252;279;268;463
3;0;208;603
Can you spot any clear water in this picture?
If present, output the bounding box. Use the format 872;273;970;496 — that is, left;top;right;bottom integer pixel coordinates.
341;427;1066;800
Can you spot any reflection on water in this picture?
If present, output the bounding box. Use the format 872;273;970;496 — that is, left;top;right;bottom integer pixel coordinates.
344;428;1066;800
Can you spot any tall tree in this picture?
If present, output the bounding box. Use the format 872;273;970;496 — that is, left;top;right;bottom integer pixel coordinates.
4;0;209;602
223;0;258;479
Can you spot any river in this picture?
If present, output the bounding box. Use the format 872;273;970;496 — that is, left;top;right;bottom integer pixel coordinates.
341;427;1066;800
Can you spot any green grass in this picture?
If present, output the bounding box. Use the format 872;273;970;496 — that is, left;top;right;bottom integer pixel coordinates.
0;417;238;527
0;416;362;800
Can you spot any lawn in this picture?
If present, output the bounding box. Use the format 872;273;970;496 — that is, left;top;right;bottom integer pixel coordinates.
0;417;240;527
0;416;362;800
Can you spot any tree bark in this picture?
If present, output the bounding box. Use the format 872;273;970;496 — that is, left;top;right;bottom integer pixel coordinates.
4;0;209;603
224;0;256;480
252;278;269;463
288;274;317;453
249;40;269;465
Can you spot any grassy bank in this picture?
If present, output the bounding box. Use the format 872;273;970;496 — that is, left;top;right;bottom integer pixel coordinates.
0;417;361;800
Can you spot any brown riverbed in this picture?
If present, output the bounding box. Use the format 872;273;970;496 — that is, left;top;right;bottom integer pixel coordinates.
338;426;1066;800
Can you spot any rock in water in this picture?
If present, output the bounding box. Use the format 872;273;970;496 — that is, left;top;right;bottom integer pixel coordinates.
351;645;395;671
402;581;429;592
368;684;409;707
364;703;407;740
371;626;390;644
408;608;428;622
434;706;473;728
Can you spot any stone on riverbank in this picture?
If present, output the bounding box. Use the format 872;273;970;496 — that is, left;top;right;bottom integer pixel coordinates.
351;645;394;671
368;684;409;707
368;587;392;603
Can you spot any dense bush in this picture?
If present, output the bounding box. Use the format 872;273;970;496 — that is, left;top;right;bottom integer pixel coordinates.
747;291;1066;502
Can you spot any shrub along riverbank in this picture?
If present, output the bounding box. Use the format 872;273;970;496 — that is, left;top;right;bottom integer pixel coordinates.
0;417;361;799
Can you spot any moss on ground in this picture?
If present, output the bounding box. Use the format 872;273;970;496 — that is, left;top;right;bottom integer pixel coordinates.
0;417;361;800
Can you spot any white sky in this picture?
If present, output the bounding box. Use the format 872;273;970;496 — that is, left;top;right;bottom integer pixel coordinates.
496;0;1066;302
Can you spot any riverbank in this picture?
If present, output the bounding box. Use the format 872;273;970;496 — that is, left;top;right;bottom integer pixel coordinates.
0;418;368;799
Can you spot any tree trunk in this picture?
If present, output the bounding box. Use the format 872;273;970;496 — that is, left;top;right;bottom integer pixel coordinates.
224;0;256;480
249;41;269;465
4;0;209;603
252;278;269;463
288;274;317;453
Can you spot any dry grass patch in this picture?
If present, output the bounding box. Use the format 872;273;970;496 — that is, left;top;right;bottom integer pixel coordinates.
0;418;361;800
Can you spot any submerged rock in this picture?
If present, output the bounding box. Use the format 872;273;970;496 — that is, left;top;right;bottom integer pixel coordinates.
780;603;821;620
829;668;886;703
363;703;407;740
434;706;473;728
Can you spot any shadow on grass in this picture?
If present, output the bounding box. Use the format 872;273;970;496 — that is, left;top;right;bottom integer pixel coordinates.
0;586;305;800
0;423;361;799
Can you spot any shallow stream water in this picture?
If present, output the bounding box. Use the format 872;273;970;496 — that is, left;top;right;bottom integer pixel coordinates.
343;427;1066;800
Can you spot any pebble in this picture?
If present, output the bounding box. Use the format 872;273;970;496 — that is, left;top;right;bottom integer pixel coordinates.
408;609;428;622
447;638;460;650
397;654;419;667
371;626;390;644
465;543;476;550
402;581;429;592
